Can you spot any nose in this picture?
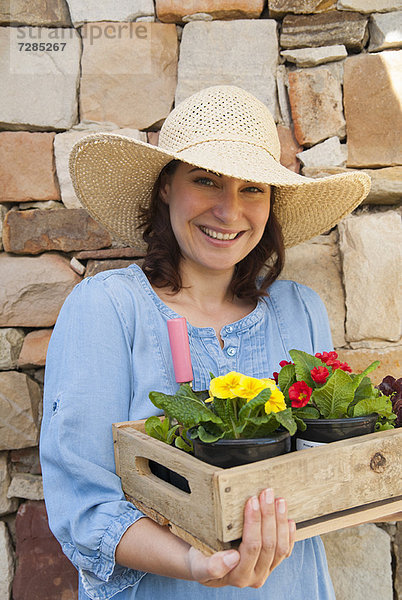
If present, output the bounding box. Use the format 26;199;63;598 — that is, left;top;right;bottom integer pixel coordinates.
212;186;242;223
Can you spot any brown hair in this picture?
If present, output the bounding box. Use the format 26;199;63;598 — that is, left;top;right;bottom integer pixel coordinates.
139;161;285;303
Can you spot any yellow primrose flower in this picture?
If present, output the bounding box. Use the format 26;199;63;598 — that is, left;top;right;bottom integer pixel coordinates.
209;371;242;399
264;388;286;414
237;375;267;400
205;395;214;403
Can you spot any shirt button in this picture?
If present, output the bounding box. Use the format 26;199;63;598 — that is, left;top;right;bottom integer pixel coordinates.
227;347;237;357
225;325;233;334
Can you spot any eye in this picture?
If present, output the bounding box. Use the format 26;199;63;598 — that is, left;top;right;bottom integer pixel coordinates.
244;186;265;194
194;177;215;187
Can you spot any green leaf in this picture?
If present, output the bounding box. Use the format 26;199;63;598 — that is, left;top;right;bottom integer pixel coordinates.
353;395;396;419
293;415;307;432
278;364;296;404
149;385;223;428
175;435;193;452
289;349;323;388
274;408;297;435
212;396;230;425
375;421;395;431
293;405;320;420
311;368;355;418
166;424;180;445
240;413;279;438
238;388;271;422
197;424;226;443
350;361;380;393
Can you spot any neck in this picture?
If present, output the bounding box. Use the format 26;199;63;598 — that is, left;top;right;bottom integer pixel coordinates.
178;260;236;311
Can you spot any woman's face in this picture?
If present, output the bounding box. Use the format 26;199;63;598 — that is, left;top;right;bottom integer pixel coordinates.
160;162;271;277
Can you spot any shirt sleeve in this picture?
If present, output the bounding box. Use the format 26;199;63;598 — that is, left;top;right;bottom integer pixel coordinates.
39;275;147;600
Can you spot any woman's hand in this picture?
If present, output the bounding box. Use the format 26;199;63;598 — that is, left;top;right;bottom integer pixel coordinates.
187;488;296;588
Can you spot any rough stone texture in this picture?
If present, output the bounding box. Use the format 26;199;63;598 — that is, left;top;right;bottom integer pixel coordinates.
277;125;302;174
13;501;78;600
17;329;52;368
74;246;146;259
337;0;402;13
269;0;336;15
18;200;64;211
176;20;279;119
277;65;291;127
54;127;147;209
279;233;346;347
0;204;7;250
280;12;368;50
0;453;19;516
70;257;86;276
337;346;402;383
301;166;402;205
297;137;347;168
0;372;41;451
281;44;347;67
8;473;44;501
288;68;346;146
0;328;24;370
86;258;140;277
322;524;393;600
0;521;14;600
156;0;264;22
0;253;81;327
0;0;72;26
0;132;60;203
339;211;402;344
3;208;112;254
66;0;154;25
369;12;402;53
395;522;402;600
10;447;41;475
80;23;178;130
0;27;80;130
344;51;402;168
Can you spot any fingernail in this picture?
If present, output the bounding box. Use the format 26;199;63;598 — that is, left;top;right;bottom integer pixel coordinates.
251;495;259;511
278;499;286;514
223;551;239;567
264;488;274;504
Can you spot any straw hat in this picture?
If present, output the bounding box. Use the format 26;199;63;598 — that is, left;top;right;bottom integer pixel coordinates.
69;85;370;249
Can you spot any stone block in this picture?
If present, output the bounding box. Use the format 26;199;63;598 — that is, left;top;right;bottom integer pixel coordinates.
176;20;279;119
156;0;264;22
339;211;402;343
3;208;112;254
269;0;336;16
277;65;291;127
288;68;345;146
0;204;6;250
336;346;402;384
8;473;43;501
0;372;41;451
0;27;80;130
322;524;393;600
297;137;347;168
337;0;402;12
0;328;24;370
0;253;81;327
70;257;86;276
280;12;368;50
85;258;141;277
0;453;19;516
17;329;52;368
66;0;154;26
277;125;302;174
19;200;64;210
74;246;146;259
369;12;402;52
13;501;78;600
344;51;402;168
279;233;346;347
10;447;41;475
54;127;147;209
0;132;59;203
0;0;72;26
301;166;402;205
80;22;177;130
281;44;347;67
395;522;402;600
0;521;14;600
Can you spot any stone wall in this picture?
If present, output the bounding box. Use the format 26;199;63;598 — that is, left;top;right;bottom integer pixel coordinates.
0;1;401;599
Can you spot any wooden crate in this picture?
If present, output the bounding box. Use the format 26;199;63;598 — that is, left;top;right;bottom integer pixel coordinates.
113;420;402;555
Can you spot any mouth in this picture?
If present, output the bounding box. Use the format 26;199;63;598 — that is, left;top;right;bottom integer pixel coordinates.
198;225;243;241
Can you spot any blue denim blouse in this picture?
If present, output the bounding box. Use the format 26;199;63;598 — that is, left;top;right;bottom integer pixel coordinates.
40;264;335;600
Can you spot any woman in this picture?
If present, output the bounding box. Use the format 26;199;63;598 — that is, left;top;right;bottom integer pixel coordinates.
40;86;371;599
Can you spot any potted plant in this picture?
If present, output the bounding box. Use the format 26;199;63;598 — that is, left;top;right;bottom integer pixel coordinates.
272;350;396;450
145;372;297;468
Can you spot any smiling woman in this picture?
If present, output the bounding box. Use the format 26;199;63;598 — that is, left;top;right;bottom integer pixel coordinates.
40;86;372;600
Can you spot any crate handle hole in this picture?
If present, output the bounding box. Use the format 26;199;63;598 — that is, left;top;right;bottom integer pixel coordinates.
135;457;192;494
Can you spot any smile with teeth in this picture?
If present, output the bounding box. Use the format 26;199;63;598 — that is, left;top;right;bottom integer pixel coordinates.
199;226;241;240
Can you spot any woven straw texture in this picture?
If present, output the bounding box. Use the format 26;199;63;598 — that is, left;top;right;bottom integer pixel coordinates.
69;85;371;249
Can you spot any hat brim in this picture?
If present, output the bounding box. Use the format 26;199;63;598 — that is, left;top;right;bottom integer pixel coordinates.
69;133;371;249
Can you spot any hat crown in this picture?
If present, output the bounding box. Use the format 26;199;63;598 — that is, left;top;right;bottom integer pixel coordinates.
158;85;281;162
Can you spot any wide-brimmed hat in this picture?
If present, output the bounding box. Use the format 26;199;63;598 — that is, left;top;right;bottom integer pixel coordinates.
69;85;370;249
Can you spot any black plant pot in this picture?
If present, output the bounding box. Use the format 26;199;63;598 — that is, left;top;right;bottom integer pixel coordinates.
295;414;377;450
191;430;291;468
